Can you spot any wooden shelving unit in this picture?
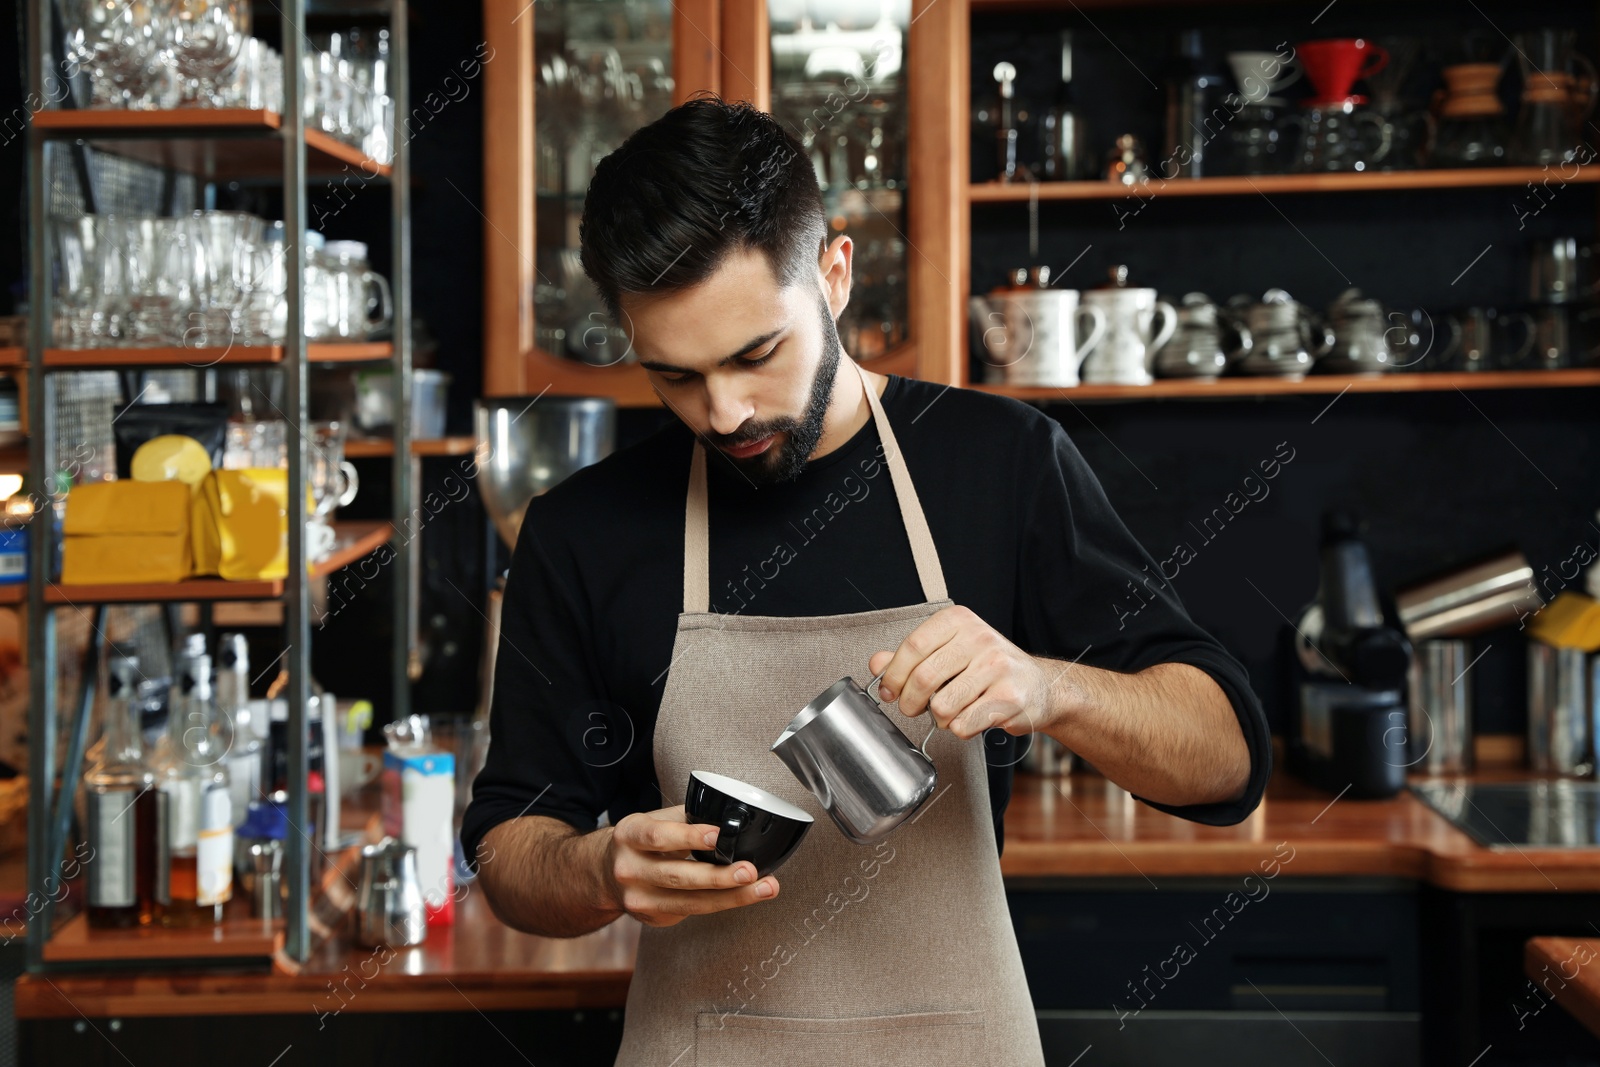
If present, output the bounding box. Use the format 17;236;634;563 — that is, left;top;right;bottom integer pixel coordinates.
0;348;24;368
42;342;393;368
41;911;282;965
47;520;393;604
345;435;476;458
969;167;1600;203
0;584;23;605
31;108;391;180
975;368;1600;402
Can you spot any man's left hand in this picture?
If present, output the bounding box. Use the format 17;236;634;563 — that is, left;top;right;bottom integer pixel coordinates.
867;605;1065;740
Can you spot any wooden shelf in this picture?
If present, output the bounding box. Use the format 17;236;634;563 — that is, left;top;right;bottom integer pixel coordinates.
0;443;27;472
0;349;23;368
42;342;392;368
345;435;477;458
969;167;1600;203
973;368;1600;402
31;108;391;181
41;910;282;965
0;584;23;605
524;348;662;407
48;519;393;604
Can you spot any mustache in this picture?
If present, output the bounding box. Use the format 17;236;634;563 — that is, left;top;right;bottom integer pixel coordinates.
713;421;796;449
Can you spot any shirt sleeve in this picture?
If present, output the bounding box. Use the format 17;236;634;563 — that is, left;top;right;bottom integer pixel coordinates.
459;495;629;867
1012;417;1272;826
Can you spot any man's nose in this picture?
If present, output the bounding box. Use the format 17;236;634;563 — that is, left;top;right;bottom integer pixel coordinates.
705;377;755;438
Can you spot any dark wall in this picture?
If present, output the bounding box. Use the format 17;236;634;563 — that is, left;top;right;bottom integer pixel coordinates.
970;0;1600;736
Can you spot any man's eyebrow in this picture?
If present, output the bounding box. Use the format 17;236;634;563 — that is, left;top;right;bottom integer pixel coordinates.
636;327;786;374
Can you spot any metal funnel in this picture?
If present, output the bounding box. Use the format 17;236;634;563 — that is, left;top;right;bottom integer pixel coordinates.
473;396;617;550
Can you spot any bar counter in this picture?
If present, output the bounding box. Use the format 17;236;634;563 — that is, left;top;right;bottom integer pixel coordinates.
17;768;1600;1020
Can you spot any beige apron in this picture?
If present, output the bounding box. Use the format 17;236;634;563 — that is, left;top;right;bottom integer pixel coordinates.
614;359;1044;1067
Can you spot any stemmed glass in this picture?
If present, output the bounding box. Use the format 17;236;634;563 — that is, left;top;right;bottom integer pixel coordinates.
165;0;252;106
62;0;172;108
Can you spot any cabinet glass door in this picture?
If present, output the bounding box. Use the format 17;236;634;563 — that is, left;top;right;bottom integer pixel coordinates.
769;1;910;361
534;0;674;365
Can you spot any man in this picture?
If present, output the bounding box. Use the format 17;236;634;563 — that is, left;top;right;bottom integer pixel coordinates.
464;97;1269;1064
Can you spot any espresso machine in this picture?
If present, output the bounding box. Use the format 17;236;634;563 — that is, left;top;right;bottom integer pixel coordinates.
1288;511;1414;799
467;396;616;793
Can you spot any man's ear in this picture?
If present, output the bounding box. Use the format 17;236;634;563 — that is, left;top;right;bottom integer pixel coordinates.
819;234;853;319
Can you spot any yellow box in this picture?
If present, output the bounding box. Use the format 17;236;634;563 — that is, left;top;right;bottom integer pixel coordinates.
61;481;192;585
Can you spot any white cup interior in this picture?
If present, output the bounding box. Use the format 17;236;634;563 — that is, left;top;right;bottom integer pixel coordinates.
692;771;813;823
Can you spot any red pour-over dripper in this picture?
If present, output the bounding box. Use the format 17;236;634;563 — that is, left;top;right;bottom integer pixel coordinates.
1298;38;1389;107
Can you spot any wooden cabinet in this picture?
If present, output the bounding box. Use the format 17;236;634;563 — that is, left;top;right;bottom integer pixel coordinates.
479;0;965;405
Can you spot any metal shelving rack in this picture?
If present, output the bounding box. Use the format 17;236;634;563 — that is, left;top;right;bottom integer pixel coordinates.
22;0;412;969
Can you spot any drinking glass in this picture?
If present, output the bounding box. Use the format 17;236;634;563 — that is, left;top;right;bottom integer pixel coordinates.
166;0;251;106
63;0;172;108
119;216;195;346
52;217;121;346
308;420;360;559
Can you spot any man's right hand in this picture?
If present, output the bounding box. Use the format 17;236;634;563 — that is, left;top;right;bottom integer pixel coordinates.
604;804;780;927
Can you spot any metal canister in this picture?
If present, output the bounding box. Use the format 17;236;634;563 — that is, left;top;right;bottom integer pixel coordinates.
1407;640;1474;774
1527;641;1593;777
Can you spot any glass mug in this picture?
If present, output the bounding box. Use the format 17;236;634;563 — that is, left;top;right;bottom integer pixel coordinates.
311;241;393;341
1439;308;1535;371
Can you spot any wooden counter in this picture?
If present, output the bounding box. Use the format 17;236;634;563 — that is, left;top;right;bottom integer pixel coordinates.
1524;937;1600;1039
14;888;639;1020
1001;770;1600;893
18;770;1600;1019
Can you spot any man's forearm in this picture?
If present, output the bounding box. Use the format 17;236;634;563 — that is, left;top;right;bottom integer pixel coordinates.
478;816;624;938
1038;659;1250;807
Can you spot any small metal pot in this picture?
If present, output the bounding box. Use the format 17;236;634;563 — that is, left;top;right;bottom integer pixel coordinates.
772;674;938;844
356;838;427;949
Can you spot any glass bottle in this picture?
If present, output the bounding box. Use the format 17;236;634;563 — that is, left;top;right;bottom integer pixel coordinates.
216;633;262;823
155;651;234;926
85;653;157;929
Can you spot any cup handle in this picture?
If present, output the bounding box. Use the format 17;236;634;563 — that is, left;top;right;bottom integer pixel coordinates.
1437;315;1465;365
337;460;360;508
1273;59;1303;94
1074;305;1107;375
1360;44;1390;81
1503;311;1538;363
714;803;748;865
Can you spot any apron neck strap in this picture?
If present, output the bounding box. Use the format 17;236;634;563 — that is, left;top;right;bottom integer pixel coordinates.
683;359;949;613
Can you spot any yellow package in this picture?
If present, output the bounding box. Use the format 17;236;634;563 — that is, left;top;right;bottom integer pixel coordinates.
210;469;289;581
61;481;193;585
190;475;221;577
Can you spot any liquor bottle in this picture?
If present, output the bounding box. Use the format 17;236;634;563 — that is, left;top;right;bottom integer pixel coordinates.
216;633;262;824
85;653;157;928
155;651;234;926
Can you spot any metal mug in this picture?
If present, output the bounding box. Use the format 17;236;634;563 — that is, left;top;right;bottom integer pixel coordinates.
772;672;939;844
356;838;427;949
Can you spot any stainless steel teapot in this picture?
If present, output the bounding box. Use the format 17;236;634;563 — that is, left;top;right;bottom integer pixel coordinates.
1226;289;1334;378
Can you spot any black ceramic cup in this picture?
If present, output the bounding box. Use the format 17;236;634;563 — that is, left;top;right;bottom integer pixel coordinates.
685;771;814;878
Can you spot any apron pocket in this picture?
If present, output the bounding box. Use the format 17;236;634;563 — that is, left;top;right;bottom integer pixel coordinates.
694;1009;986;1066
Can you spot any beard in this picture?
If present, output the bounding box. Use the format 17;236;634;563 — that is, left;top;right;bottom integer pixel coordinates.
716;296;844;486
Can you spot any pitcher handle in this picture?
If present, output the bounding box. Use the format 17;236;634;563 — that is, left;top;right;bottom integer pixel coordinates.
1147;301;1179;373
1074;305;1107;375
363;269;394;334
870;668;943;760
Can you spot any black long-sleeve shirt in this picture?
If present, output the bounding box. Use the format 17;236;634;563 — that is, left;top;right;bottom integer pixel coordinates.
461;374;1271;863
